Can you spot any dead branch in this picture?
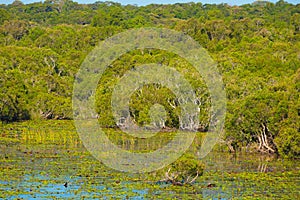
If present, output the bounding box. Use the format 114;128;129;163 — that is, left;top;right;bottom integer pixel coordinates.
188;171;199;184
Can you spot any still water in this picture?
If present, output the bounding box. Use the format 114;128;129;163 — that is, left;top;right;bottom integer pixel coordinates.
0;121;299;199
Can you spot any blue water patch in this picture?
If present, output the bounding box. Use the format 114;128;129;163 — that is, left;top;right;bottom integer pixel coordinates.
132;188;148;195
129;196;145;200
0;180;9;185
202;188;231;200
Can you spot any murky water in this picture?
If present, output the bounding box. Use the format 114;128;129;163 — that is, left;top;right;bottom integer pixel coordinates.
0;122;299;199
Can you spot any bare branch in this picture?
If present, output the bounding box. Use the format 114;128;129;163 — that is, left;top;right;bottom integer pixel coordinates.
189;171;199;184
165;168;173;181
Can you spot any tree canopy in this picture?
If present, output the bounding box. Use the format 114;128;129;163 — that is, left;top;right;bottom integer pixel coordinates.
0;0;299;158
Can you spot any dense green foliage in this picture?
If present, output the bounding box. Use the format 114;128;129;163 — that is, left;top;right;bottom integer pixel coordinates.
0;0;299;158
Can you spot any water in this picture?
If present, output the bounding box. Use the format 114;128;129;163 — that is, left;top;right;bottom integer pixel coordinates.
0;121;299;199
